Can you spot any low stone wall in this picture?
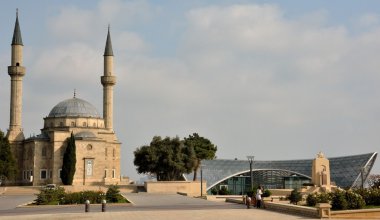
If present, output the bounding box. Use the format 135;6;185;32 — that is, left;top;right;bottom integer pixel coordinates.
331;208;380;219
144;181;206;197
268;189;293;197
207;195;245;202
265;202;320;218
118;185;138;193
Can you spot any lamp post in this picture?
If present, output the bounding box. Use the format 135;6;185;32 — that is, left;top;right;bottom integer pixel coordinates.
247;156;254;192
200;165;205;197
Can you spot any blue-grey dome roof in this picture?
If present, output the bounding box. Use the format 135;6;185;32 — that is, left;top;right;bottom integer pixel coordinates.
48;98;100;118
75;131;97;139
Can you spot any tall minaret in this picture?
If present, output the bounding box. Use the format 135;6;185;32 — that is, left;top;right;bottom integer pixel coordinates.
101;26;116;131
7;10;25;142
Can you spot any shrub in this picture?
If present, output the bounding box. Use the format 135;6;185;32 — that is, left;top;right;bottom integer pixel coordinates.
288;189;302;205
306;193;318;207
210;188;218;195
354;188;380;206
346;191;365;209
82;190;105;204
306;192;331;207
61;192;82;204
331;190;348;210
218;186;230;195
106;185;127;203
35;187;65;205
60;191;104;204
262;189;272;197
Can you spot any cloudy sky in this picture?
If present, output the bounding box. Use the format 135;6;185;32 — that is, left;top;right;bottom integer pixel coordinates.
1;0;380;180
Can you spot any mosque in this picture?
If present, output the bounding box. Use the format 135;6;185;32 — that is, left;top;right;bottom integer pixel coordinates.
5;12;121;186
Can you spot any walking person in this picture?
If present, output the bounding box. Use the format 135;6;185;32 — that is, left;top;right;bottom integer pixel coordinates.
256;186;263;208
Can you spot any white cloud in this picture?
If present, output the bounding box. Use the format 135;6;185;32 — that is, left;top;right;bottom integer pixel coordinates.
177;4;380;163
2;2;380;179
357;13;379;28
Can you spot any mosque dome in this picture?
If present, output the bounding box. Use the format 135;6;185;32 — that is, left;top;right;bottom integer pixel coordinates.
75;131;97;139
48;97;100;118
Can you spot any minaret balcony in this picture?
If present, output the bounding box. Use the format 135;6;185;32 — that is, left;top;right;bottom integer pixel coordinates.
101;75;116;86
8;66;26;76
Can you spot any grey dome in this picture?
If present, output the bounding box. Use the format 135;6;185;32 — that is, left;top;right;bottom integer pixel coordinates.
48;98;100;118
75;131;97;139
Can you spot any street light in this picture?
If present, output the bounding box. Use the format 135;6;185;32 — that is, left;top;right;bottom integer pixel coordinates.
247;156;254;192
200;164;205;197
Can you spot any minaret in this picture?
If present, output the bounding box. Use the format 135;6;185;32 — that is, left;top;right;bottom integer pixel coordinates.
101;26;116;131
7;10;25;142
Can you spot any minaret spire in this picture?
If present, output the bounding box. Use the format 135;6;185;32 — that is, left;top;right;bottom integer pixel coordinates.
7;9;26;142
12;8;23;46
101;25;116;131
104;24;114;56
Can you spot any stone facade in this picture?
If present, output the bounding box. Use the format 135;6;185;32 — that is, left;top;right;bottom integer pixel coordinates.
5;13;122;186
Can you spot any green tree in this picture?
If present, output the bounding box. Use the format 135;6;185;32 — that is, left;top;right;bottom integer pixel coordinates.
184;133;217;181
61;133;76;185
134;136;196;181
0;130;17;184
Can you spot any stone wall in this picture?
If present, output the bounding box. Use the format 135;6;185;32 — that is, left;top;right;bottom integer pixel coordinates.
144;181;206;197
331;208;380;219
265;202;320;218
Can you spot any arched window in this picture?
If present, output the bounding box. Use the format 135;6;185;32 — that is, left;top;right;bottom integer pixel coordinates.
113;148;115;157
93;123;96;127
59;122;63;127
71;121;75;127
50;122;53;127
16;62;20;66
83;122;87;127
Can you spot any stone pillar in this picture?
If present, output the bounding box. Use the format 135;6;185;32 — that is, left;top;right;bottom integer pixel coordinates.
316;203;331;218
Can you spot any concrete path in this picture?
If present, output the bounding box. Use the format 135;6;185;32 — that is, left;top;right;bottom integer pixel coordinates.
0;192;354;219
0;195;35;211
124;193;235;209
0;209;321;220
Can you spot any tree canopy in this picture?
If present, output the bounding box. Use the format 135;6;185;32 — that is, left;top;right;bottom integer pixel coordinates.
134;136;196;181
0;130;17;184
61;133;76;185
184;133;217;180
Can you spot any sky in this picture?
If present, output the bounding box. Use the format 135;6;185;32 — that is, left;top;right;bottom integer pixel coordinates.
1;0;380;181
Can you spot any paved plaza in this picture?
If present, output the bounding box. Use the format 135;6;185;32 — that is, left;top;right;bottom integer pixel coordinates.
0;189;354;219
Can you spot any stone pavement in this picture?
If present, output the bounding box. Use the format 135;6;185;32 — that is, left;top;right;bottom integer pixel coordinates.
0;209;319;220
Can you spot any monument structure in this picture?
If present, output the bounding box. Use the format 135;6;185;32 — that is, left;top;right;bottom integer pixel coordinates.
311;152;332;191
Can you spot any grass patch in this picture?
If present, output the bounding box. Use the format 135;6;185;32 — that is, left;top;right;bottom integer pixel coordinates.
364;205;380;209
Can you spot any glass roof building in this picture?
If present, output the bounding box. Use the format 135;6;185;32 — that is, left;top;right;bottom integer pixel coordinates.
184;152;377;195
